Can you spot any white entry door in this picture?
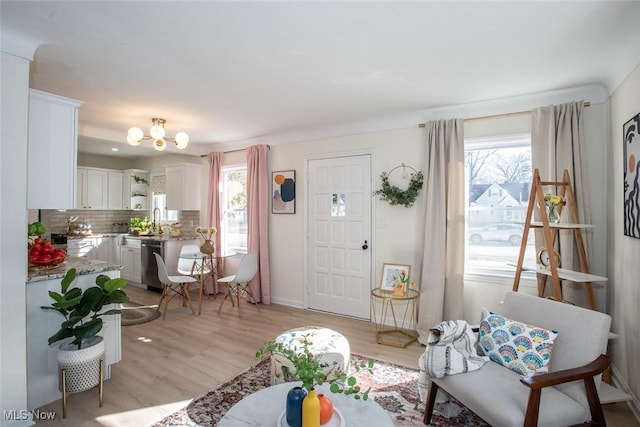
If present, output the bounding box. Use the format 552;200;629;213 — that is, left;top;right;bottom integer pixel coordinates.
307;154;372;319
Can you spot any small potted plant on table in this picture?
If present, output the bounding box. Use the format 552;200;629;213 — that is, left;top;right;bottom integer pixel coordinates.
257;335;374;427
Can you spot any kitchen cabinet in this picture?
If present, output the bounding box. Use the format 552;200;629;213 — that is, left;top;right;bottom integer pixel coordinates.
165;163;201;211
108;170;124;209
120;238;142;283
27;89;83;209
67;236;118;264
76;167;109;209
67;237;99;258
96;236;118;264
123;169;149;210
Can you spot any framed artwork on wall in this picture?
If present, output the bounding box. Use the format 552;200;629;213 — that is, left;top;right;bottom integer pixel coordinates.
272;170;296;214
623;112;640;238
380;263;411;291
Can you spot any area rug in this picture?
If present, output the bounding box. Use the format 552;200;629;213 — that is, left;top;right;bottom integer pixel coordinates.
150;354;488;427
121;301;161;326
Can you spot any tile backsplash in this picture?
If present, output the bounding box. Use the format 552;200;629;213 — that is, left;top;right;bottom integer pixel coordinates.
40;209;200;237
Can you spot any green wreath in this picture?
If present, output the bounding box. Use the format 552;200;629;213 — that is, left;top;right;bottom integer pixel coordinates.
375;170;424;207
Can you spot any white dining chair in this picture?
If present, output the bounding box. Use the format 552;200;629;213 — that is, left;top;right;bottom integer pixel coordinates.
154;252;198;320
177;244;215;314
217;253;260;318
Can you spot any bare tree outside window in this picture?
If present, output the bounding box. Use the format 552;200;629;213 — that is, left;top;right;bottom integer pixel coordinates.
465;136;535;274
222;168;247;252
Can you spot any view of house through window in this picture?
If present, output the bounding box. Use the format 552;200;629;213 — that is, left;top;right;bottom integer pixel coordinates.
465;134;535;275
221;167;248;252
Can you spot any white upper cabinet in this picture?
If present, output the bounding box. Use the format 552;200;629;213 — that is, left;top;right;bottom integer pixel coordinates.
27;89;83;209
108;170;124;210
165;163;202;211
76;167;108;209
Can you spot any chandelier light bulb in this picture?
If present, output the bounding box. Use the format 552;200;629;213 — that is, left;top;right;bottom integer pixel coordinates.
149;124;165;140
127;127;144;142
127;135;142;146
174;131;189;149
153;138;167;151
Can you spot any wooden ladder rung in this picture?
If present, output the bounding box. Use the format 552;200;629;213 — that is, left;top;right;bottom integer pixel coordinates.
539;180;570;186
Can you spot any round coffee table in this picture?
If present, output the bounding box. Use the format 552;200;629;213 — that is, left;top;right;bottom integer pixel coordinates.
217;382;393;426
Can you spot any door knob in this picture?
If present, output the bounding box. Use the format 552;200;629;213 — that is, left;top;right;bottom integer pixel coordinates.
362;240;368;250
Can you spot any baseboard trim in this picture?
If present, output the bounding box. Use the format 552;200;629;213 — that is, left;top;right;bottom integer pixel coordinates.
610;364;640;423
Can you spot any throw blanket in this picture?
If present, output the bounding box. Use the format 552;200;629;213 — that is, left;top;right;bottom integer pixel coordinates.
418;320;488;405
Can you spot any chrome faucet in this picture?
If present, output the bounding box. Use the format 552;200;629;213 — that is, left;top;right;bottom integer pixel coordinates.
152;207;161;233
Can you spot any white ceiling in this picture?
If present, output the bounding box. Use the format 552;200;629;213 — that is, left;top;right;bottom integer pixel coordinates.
2;1;640;158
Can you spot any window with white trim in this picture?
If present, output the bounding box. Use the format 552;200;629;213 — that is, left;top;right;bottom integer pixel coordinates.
221;166;247;253
465;134;536;277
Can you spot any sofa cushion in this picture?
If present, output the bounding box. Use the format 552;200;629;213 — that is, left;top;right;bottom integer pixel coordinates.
477;307;558;376
432;361;589;427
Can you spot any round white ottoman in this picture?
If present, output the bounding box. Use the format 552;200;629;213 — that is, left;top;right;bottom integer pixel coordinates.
270;326;351;385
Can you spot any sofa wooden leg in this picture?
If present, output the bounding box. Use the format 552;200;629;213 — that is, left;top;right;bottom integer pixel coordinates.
423;380;440;425
584;377;606;426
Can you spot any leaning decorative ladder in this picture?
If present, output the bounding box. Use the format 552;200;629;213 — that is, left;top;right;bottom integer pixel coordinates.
511;169;633;404
511;169;606;310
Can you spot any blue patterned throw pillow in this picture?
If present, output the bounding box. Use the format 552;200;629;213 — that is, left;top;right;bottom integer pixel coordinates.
477;308;558;376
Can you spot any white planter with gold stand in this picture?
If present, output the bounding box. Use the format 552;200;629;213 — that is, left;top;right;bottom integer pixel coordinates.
57;335;105;418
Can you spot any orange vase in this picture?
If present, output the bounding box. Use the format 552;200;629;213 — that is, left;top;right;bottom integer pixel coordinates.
318;393;333;424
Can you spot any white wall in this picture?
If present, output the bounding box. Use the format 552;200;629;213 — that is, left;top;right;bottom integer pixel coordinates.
1;51;32;426
264;127;425;307
608;62;640;415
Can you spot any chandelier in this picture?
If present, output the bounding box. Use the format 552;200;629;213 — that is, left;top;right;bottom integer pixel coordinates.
127;118;189;151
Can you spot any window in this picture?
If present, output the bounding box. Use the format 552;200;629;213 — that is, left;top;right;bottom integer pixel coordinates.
152;194;178;222
465;134;536;278
221;166;247;252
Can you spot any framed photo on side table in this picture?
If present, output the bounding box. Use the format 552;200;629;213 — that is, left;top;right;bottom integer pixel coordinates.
380;263;411;291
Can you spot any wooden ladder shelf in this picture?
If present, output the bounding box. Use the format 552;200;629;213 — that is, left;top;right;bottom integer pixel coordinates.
511;169;607;310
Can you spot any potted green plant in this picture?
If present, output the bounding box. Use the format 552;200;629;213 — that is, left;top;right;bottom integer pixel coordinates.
129;217;152;235
41;268;129;414
42;268;129;349
257;335;374;426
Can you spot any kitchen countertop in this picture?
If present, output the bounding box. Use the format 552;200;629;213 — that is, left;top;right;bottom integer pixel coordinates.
62;233;197;241
123;234;198;241
27;256;122;283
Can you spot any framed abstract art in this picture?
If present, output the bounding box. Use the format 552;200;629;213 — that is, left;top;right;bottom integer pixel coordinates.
272;170;296;214
623;112;640;238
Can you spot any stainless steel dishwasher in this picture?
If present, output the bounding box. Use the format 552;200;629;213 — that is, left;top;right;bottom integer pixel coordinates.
141;239;164;291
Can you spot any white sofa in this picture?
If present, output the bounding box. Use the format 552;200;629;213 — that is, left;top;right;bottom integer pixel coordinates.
423;291;611;427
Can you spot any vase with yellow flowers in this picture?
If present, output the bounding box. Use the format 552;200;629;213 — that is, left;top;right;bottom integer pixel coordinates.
544;193;566;223
195;226;217;254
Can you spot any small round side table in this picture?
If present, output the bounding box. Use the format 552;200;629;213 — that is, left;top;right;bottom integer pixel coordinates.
370;288;419;348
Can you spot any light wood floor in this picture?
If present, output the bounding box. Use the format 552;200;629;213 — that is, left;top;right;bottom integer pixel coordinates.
35;284;638;426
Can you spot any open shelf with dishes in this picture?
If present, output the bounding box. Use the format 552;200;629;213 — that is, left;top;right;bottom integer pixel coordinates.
123;169;149;210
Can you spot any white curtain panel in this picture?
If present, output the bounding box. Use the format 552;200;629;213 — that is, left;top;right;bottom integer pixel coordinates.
531;101;592;307
417;118;465;344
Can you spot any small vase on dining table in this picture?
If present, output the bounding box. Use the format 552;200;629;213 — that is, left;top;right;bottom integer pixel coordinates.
200;239;215;255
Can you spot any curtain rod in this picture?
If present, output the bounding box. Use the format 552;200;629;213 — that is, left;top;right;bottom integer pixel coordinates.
417;102;590;128
200;144;270;157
